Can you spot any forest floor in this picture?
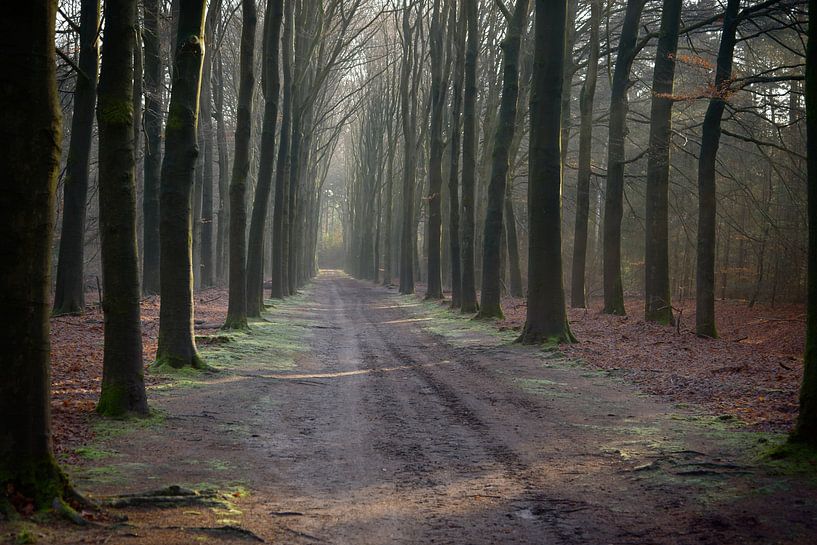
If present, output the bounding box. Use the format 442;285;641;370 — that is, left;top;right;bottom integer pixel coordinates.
4;271;816;544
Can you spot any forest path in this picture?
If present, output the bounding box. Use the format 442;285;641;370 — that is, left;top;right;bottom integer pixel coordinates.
50;271;815;544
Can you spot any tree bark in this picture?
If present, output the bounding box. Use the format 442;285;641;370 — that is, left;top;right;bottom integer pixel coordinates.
0;0;73;510
644;0;682;324
398;2;417;295
157;0;208;368
695;0;739;338
517;0;575;344
447;0;466;308
53;0;100;315
271;0;294;299
224;0;258;330
142;0;163;295
570;0;599;309
602;0;645;315
794;0;817;444
214;52;230;284
96;0;149;415
246;0;284;316
477;0;529;319
460;0;479;313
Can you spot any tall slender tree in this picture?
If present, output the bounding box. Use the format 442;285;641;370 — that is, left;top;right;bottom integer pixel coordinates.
460;0;479;313
695;0;740;338
224;0;258;330
96;0;149;415
477;0;529;319
644;0;682;324
518;0;574;344
448;0;466;308
794;0;816;445
399;1;418;295
156;0;208;368
0;0;78;511
142;0;163;295
246;0;284;316
53;0;100;315
602;0;645;315
570;0;600;309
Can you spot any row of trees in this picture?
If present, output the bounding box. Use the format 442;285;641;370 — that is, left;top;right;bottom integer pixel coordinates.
0;0;815;517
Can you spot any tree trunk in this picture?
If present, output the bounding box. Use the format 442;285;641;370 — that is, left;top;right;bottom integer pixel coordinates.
695;0;739;338
246;0;284;316
214;52;230;284
142;0;163;295
447;0;466;307
477;0;529;319
198;0;222;289
271;0;294;299
602;0;645;315
95;0;149;415
570;0;599;309
0;0;74;510
157;0;208;368
53;0;100;315
425;0;446;300
224;0;258;330
644;0;682;324
459;0;479;313
504;179;524;298
398;2;417;295
518;0;575;344
794;0;817;444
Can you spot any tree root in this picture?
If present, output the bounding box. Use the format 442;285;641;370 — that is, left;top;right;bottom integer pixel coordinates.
102;485;228;509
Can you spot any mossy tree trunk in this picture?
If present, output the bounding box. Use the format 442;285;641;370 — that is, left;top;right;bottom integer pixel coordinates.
224;0;258;330
695;0;739;338
96;0;149;416
53;0;99;315
644;0;682;325
246;0;284;317
602;0;645;316
570;0;599;309
477;0;529;320
517;0;575;345
142;0;163;295
0;0;74;510
794;0;817;444
271;0;294;300
157;0;208;368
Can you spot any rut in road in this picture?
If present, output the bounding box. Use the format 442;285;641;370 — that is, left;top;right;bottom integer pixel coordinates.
57;271;816;545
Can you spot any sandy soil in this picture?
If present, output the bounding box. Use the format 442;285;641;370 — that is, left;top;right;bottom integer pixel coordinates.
10;271;816;544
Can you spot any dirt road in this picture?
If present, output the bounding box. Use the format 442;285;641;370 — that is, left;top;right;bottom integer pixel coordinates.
35;271;817;544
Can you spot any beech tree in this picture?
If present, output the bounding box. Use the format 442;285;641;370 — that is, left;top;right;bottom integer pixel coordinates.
477;0;530;319
794;0;816;444
157;0;208;369
224;0;258;330
0;0;78;512
142;0;162;295
53;0;99;315
96;0;149;415
644;0;682;324
518;0;574;344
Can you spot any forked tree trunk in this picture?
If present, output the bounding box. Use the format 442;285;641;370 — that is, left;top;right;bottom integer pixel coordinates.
157;0;208;368
477;0;529;319
224;0;258;330
459;0;479;313
54;0;99;315
644;0;682;324
695;0;739;338
570;0;599;309
96;0;149;416
794;0;817;444
0;0;74;510
602;0;645;315
518;0;575;344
